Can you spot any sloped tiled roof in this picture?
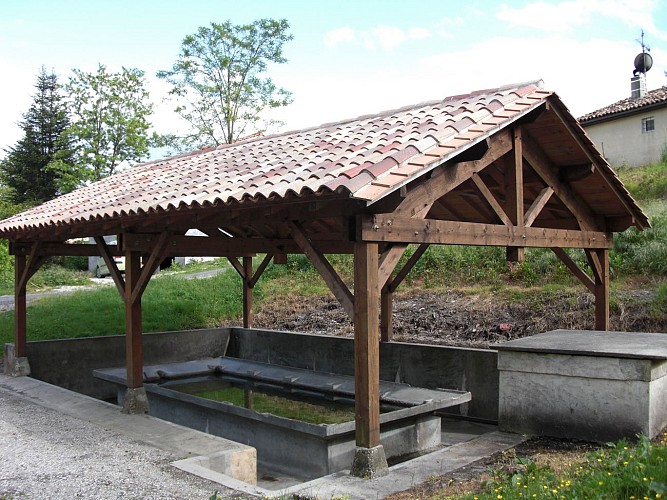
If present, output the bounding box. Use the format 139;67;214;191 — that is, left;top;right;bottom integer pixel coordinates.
578;86;667;124
0;81;551;236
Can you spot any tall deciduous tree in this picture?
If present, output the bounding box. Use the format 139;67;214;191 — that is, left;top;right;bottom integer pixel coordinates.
67;64;154;181
0;67;77;205
157;18;293;149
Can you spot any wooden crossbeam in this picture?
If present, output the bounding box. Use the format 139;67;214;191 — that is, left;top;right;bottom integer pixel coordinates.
361;215;613;249
524;187;554;227
393;129;513;218
288;221;354;318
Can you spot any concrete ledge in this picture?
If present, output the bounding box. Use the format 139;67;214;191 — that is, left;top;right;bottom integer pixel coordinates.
0;374;257;485
498;330;667;441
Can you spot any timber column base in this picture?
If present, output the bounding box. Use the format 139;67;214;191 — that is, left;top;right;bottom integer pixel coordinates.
3;344;31;377
121;387;149;415
350;445;388;479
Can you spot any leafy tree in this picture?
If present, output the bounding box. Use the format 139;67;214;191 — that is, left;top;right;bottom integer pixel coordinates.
0;67;77;205
66;64;154;181
157;18;293;149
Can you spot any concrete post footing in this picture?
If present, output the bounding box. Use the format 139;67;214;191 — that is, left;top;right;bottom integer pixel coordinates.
350;445;388;479
121;387;149;414
9;356;31;377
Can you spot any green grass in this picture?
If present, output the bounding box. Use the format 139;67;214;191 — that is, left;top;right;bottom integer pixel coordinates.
452;434;667;500
193;386;356;425
0;271;245;344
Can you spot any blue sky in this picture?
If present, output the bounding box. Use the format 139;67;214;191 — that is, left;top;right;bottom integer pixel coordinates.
1;0;666;159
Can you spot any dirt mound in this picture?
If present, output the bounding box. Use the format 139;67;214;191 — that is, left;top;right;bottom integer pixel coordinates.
250;288;665;348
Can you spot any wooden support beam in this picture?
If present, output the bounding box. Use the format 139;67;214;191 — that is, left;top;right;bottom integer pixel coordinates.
387;244;429;293
524;187;554;227
361;215;613;249
129;231;171;306
123;232;354;256
227;257;244;277
354;242;381;448
378;244;408;290
547;100;641;226
506;127;525;262
14;254;27;358
248;254;273;289
289;221;354;318
592;249;610;331
124;251;143;389
16;242;47;292
243;256;253;328
471;173;512;225
394;129;513;218
522;135;599;232
551;248;595;293
380;289;393;342
94;236;126;297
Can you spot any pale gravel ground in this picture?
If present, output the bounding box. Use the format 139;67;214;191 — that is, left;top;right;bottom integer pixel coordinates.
0;388;243;500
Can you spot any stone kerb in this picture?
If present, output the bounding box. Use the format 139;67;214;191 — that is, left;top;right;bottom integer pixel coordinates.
497;329;667;442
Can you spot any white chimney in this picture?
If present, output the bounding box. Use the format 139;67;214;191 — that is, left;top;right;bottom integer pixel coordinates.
631;74;647;99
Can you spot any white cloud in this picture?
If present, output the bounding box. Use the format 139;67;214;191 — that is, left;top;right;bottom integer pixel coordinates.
371;26;407;50
324;26;355;48
366;25;431;50
496;0;667;40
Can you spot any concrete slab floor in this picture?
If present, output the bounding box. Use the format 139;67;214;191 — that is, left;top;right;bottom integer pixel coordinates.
0;375;525;499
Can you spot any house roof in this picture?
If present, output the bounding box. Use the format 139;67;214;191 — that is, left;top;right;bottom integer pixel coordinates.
0;80;649;241
578;86;667;125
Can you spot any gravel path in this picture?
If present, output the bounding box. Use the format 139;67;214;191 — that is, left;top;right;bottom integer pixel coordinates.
0;387;235;499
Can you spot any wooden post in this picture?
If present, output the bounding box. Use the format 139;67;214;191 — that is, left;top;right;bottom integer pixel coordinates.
243;256;253;328
594;249;610;331
14;254;27;358
380;287;393;342
354;242;381;448
124;251;143;389
507;127;525;262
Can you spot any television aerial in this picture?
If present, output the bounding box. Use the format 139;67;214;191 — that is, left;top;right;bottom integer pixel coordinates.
633;29;653;76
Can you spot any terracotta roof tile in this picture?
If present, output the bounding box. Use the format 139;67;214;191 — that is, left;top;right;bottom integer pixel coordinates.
0;81;557;234
578;86;667;123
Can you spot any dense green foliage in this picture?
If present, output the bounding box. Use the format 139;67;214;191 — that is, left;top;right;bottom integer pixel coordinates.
455;434;667;500
66;64;154;180
157;18;293;149
0;67;77;204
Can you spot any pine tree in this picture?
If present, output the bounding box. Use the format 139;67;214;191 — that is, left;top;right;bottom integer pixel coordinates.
0;67;78;205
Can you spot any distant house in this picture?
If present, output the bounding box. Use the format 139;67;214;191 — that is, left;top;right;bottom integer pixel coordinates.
579;85;667;167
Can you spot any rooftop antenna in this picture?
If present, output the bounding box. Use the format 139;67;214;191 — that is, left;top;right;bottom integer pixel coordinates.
633;29;653;77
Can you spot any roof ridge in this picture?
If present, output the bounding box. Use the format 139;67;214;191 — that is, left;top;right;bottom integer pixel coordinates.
578;85;667;122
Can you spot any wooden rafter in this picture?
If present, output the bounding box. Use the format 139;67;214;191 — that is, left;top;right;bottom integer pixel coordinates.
393;129;513;219
288;221;354;318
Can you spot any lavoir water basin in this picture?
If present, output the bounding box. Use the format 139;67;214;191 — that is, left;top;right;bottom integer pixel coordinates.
95;357;471;480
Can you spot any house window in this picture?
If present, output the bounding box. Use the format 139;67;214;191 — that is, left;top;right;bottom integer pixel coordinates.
642;116;655;133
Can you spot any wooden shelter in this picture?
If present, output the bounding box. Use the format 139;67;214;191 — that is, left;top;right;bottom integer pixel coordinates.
0;81;648;475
